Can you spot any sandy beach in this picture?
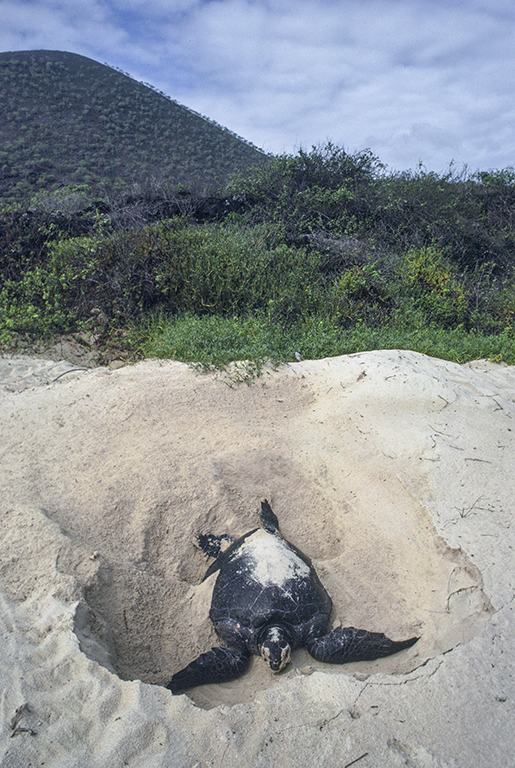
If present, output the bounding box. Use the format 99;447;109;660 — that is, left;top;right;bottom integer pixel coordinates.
1;350;514;767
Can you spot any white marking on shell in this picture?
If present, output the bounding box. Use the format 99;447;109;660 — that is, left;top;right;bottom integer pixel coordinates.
238;529;310;587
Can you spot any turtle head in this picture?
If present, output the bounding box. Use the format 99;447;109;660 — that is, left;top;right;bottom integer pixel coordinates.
259;626;292;673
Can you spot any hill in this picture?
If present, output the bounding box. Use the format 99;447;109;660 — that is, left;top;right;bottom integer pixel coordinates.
0;49;269;206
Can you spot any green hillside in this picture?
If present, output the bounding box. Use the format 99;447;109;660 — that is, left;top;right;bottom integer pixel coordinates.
0;49;269;206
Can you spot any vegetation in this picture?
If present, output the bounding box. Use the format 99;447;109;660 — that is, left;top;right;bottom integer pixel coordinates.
0;50;268;207
1;64;514;371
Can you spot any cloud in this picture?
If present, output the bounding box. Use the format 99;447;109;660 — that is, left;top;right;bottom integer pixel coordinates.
1;0;515;170
1;0;126;58
159;0;515;169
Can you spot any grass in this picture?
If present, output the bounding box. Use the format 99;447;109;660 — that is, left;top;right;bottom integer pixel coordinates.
137;313;515;371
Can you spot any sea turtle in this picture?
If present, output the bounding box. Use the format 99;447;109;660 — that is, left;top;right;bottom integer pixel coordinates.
167;500;418;693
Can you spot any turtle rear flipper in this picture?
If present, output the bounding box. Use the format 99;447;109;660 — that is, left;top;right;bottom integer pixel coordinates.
260;499;280;533
167;646;250;694
306;626;419;664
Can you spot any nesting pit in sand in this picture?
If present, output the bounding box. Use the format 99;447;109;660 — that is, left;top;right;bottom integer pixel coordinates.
1;350;514;766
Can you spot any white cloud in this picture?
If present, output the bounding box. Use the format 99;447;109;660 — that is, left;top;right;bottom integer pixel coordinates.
1;0;125;58
157;0;515;169
1;0;515;170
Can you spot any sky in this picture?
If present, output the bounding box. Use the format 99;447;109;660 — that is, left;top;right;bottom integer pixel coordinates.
2;0;515;172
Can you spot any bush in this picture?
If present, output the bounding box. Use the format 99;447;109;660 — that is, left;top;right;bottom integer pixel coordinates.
148;220;324;320
0;218;326;338
228;143;382;243
394;247;468;328
329;262;392;327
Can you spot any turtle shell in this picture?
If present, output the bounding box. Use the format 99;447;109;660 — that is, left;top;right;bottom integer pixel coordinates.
207;528;332;654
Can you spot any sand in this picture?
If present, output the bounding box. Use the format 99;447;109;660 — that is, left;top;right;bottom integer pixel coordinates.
1;350;514;767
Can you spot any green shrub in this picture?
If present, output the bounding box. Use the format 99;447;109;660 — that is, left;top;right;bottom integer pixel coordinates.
149;220;324;319
228;143;381;242
394;247;468;327
0;218;325;338
464;261;515;334
329;262;392;327
0;264;75;340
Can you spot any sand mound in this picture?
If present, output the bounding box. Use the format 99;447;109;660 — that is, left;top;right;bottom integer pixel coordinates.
1;350;514;767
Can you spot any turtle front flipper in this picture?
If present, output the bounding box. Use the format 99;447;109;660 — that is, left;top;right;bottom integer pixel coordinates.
306;626;419;664
167;645;250;694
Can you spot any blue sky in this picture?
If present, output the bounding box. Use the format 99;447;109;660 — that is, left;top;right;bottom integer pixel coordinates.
2;0;514;171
